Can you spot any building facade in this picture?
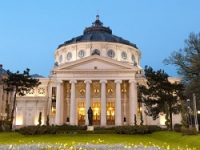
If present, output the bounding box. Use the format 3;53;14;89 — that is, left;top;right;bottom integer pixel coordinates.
13;16;181;128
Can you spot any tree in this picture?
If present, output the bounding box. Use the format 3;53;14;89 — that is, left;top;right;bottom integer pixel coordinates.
134;114;137;126
180;100;188;128
163;32;200;99
38;112;42;126
140;113;144;126
138;66;185;130
3;68;40;130
164;102;170;130
46;115;49;126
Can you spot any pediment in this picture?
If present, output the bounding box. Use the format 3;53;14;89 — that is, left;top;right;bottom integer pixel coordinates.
53;55;139;72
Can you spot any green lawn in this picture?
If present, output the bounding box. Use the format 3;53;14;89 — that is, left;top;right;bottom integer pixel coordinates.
0;131;199;149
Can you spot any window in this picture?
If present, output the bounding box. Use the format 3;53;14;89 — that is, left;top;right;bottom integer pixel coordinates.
59;55;63;62
51;87;57;115
66;52;72;60
107;49;115;58
92;49;100;55
121;51;127;59
78;50;85;58
132;54;135;61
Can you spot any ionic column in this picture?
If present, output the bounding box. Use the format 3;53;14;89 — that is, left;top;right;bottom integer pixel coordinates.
55;80;63;125
69;80;77;125
100;80;107;126
84;80;92;125
129;80;138;125
115;80;122;126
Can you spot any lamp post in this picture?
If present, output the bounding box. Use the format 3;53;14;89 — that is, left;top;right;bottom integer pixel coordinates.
187;99;191;128
193;94;199;131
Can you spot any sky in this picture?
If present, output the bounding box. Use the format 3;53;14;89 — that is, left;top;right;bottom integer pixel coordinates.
0;1;199;77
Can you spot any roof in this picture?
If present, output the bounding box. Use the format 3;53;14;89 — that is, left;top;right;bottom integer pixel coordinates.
0;68;7;74
31;74;45;78
58;15;138;49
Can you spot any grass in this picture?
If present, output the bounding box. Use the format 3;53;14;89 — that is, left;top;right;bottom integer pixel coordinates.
0;131;199;149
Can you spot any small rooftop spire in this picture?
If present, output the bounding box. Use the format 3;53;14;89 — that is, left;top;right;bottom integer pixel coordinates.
96;14;99;20
92;15;103;27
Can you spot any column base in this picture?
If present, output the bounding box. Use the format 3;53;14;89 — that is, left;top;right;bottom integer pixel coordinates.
123;122;127;125
87;126;94;131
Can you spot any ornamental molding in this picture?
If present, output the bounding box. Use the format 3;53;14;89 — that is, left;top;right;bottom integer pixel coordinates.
60;70;136;74
69;59;127;69
54;55;138;71
86;44;92;49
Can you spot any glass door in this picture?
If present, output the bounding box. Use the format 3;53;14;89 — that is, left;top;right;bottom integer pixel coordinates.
92;102;101;125
78;102;85;125
106;102;115;125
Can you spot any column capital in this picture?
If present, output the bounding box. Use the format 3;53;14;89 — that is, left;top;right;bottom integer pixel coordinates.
84;80;92;84
114;79;122;84
69;80;77;84
100;80;107;84
129;79;137;84
56;80;63;85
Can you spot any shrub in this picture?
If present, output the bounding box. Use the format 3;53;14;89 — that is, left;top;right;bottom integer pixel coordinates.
116;125;162;135
137;125;149;134
148;125;162;133
174;124;182;132
115;126;125;134
181;126;198;135
46;115;49;126
20;126;37;135
38;112;42;126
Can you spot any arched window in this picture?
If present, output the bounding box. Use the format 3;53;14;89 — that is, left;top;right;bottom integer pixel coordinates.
92;49;100;55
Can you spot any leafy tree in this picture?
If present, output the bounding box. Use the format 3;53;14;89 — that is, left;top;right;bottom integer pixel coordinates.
140;113;144;126
3;68;40;130
3;88;11;131
164;103;170;130
163;32;200;99
138;66;185;130
181;100;188;128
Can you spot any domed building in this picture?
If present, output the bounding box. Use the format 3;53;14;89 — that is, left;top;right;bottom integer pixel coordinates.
14;16;181;128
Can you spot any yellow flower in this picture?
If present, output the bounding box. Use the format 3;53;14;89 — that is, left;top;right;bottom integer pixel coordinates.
8;145;12;150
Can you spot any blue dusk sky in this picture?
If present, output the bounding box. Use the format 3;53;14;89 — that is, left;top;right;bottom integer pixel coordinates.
0;1;199;77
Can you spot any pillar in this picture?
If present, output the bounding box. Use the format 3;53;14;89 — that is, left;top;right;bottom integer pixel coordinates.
55;80;63;125
69;80;77;125
84;80;92;125
100;80;107;126
115;80;122;125
129;80;138;125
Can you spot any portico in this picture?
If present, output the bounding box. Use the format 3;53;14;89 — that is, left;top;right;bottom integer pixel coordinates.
53;78;138;126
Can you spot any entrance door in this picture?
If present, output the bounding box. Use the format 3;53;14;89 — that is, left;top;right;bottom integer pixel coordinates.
78;102;85;125
107;102;115;125
92;102;101;125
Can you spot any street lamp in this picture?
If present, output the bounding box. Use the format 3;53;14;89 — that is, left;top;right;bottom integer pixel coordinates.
193;94;199;131
187;99;192;128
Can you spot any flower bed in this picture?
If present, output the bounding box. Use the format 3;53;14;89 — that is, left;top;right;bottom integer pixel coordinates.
0;143;164;150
